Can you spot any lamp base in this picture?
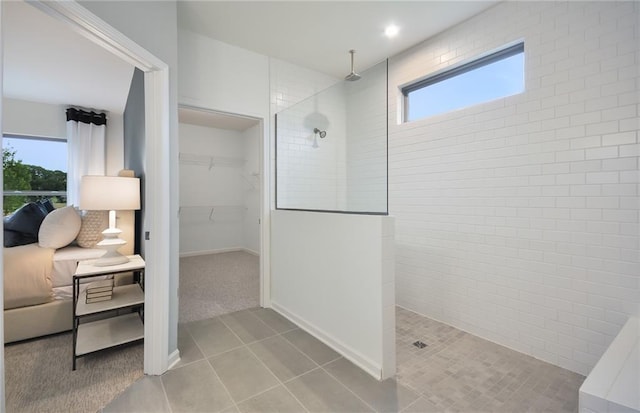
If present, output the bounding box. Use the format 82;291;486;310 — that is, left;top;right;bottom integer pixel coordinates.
95;226;129;267
94;252;130;267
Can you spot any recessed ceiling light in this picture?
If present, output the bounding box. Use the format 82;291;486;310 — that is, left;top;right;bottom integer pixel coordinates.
385;24;399;38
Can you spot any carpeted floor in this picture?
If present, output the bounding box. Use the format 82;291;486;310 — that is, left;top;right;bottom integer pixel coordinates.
179;251;260;323
5;332;143;413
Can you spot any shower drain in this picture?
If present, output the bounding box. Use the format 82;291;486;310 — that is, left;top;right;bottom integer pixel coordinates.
413;340;427;349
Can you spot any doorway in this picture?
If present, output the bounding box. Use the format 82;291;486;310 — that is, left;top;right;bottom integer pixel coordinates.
0;6;172;410
178;106;264;323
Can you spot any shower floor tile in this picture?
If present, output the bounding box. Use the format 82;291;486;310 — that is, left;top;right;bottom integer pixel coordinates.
395;306;585;412
106;306;585;412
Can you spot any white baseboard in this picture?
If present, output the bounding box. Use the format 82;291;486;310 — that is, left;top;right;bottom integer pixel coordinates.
167;349;181;370
271;301;382;380
179;247;259;258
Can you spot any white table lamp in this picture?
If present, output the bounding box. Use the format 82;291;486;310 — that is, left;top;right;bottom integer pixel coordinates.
79;175;140;266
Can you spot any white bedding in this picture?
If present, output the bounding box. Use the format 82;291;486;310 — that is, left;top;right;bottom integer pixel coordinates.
51;245;109;300
51;245;105;287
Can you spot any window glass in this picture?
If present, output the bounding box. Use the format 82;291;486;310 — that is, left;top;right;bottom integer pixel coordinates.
3;135;67;214
404;43;524;122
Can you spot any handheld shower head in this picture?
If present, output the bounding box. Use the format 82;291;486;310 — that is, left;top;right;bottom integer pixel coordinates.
345;50;361;81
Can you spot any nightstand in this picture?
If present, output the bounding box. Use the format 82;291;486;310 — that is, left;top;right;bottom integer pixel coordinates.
72;255;145;370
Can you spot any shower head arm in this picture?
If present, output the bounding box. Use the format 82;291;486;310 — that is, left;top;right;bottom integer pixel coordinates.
349;49;355;73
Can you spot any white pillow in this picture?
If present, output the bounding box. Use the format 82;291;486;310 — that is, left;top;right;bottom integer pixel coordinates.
38;206;82;249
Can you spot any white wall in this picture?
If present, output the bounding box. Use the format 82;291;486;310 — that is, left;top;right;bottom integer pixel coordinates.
179;122;256;255
178;30;269;120
275;83;347;211
79;0;180;362
243;123;261;255
178;28;272;307
3;97;125;176
2;98;66;138
269;58;396;380
390;1;639;376
271;210;396;379
269;57;339;210
178;32;395;379
345;61;388;213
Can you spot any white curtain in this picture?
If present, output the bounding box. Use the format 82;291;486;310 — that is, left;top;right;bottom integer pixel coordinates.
66;108;106;206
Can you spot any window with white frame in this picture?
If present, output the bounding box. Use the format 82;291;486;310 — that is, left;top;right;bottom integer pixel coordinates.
2;134;67;214
403;42;525;122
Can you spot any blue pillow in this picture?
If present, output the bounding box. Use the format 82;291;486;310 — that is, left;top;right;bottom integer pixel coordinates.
3;201;51;247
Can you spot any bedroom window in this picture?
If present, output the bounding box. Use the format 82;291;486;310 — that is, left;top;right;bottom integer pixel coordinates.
3;135;67;215
403;42;525;122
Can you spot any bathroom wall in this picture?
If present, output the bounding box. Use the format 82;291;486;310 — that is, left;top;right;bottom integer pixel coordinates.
243;123;262;255
390;1;639;375
269;58;396;379
275;83;347;211
345;60;388;213
275;59;388;214
270;58;341;211
271;210;396;379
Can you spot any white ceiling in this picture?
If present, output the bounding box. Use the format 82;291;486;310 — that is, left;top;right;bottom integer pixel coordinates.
3;1;135;115
2;1;499;118
177;1;499;78
179;107;260;131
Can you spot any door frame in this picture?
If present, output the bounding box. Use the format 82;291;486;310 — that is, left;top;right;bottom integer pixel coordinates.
177;104;270;307
0;0;174;382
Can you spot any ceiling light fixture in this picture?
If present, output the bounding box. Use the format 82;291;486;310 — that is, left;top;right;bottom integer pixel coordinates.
385;24;399;38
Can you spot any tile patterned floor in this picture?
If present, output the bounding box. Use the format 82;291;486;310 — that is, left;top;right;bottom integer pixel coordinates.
102;307;584;412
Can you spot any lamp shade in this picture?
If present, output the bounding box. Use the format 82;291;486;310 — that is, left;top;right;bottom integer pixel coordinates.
79;176;140;211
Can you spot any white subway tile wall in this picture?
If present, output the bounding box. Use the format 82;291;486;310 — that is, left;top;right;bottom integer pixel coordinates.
270;58;342;210
272;58;388;213
346;60;388;213
389;1;638;376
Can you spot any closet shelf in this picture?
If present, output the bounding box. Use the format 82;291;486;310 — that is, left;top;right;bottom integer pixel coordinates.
179;205;246;221
241;172;260;190
179;153;245;170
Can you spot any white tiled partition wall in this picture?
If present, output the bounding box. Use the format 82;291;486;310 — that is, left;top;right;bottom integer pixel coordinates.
270;58;396;379
389;1;639;376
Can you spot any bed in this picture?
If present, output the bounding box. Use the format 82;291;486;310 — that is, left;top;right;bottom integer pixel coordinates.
3;203;134;343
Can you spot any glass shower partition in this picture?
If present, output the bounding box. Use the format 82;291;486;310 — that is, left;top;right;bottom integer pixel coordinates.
276;60;388;215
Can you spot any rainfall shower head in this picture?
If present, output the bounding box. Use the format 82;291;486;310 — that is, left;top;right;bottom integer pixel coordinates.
344;50;361;81
314;128;327;138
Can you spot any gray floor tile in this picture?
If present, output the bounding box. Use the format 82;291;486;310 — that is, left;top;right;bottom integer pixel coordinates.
250;308;298;333
210;347;280;403
161;359;234;412
102;376;170;413
286;369;374;413
400;397;439;413
249;335;318;381
282;328;341;365
173;325;205;369
185;317;243;357
221;309;278;344
325;358;419;413
237;385;306;413
221;406;240;413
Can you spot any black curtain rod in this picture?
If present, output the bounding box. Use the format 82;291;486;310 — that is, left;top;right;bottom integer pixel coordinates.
66;108;107;126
